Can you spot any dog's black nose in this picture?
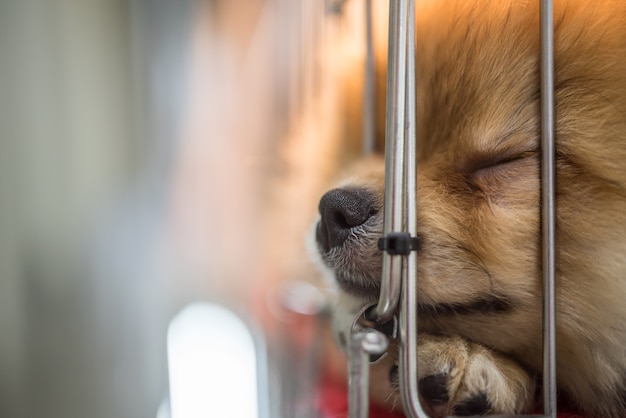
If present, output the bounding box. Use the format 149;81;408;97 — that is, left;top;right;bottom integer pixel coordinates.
316;188;376;252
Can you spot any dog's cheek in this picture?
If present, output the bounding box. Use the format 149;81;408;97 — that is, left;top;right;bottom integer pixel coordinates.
473;159;542;273
414;162;541;307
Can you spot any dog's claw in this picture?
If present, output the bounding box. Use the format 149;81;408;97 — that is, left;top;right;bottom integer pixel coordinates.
419;374;450;405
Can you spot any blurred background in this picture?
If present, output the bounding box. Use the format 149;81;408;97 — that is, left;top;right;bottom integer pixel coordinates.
0;0;382;417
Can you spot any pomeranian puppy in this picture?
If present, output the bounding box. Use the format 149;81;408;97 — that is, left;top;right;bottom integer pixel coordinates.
310;1;626;417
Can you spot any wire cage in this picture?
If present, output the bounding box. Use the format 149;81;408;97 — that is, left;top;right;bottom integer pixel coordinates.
329;0;558;417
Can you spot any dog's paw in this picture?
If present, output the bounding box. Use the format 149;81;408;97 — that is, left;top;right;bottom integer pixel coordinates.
389;334;535;417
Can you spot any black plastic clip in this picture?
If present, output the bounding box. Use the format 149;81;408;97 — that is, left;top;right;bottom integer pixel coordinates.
378;232;421;256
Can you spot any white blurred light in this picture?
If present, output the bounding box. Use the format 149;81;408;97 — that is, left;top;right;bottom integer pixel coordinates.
167;303;259;418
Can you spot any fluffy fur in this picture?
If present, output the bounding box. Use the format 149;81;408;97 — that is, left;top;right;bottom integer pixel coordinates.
311;1;626;417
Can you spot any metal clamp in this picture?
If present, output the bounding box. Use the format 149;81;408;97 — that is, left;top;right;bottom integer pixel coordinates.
378;233;421;256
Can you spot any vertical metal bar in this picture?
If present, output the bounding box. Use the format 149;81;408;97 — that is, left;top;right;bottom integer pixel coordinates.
348;329;389;418
348;332;371;418
398;1;429;416
363;0;376;155
540;0;557;417
374;0;409;324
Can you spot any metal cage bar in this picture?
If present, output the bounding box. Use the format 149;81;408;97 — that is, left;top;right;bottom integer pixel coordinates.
363;0;376;155
347;0;558;416
374;0;409;325
348;328;389;418
540;0;558;415
396;0;427;414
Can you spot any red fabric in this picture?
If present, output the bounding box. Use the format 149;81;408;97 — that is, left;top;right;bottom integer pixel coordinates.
532;407;585;418
317;372;587;418
316;375;404;418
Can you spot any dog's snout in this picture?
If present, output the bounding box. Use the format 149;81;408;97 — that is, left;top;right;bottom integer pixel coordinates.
316;188;376;252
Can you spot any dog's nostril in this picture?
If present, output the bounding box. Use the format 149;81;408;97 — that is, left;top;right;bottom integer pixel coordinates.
333;211;352;229
317;188;377;251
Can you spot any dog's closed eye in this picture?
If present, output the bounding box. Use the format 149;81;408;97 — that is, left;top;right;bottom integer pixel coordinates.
469;151;537;181
464;151;539;204
470;151;537;176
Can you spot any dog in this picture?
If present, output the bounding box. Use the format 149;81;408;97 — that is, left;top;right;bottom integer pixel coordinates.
310;1;626;417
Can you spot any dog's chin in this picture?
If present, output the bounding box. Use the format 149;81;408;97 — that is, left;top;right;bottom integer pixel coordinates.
307;219;386;347
308;223;380;297
335;273;380;300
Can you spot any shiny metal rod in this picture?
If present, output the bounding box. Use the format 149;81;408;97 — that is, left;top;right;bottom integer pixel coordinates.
374;0;409;324
397;0;429;415
375;0;428;415
363;0;376;155
348;329;389;418
540;0;557;416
